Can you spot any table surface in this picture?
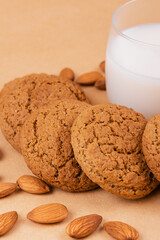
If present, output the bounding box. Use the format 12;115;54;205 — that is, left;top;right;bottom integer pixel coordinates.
0;0;159;239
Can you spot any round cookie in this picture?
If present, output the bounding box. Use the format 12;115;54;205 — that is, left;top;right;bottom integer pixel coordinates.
20;100;98;192
142;113;160;181
71;103;159;199
0;73;89;152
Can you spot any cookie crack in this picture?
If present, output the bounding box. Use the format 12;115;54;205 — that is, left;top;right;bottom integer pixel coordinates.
25;81;36;113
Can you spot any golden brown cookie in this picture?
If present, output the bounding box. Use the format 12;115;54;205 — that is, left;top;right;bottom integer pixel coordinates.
20;100;97;192
71;103;159;199
142;113;160;181
0;73;89;152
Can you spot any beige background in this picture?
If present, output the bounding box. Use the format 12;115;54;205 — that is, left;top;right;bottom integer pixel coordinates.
0;0;159;239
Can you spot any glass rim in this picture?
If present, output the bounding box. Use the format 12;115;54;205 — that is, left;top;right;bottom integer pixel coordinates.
112;0;160;47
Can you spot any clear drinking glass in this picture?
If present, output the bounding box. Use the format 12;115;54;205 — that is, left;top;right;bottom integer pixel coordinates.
106;0;160;119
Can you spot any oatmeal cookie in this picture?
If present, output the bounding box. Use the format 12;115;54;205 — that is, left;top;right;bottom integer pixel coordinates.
20;100;97;192
71;103;159;199
142;113;160;181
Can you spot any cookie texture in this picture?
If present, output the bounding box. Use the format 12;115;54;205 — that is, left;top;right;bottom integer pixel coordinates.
0;73;89;152
142;113;160;181
20;100;97;192
71;103;159;199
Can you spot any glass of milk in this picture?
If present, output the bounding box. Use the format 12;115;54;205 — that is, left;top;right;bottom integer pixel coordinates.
106;0;160;119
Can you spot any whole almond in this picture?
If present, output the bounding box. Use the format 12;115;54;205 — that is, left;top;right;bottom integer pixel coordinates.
65;214;102;238
0;182;17;198
94;76;106;90
0;211;18;236
103;221;139;240
99;60;105;73
59;68;75;81
76;72;103;85
17;175;50;194
27;203;68;223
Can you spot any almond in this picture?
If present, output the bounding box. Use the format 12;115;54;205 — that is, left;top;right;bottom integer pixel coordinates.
17;175;50;194
103;221;139;240
59;68;75;81
99;60;105;73
27;203;68;223
0;182;17;198
0;211;18;236
94;76;106;90
65;214;102;238
76;72;103;85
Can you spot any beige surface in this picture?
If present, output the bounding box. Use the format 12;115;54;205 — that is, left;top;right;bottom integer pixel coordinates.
0;0;159;239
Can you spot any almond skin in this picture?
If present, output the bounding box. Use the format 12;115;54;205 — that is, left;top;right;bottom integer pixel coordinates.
17;175;50;194
0;211;18;236
0;183;17;198
27;203;68;223
103;221;139;240
65;214;102;238
94;76;106;90
59;68;75;81
99;60;105;73
76;72;103;85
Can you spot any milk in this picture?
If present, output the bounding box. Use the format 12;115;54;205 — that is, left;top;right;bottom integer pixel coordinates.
106;23;160;119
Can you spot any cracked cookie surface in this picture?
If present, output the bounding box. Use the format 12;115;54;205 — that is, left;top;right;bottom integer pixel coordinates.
20;99;97;192
142;113;160;181
0;73;89;152
71;103;159;199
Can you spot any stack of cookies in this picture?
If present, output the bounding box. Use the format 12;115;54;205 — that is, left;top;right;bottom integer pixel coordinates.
0;73;159;199
0;73;97;192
